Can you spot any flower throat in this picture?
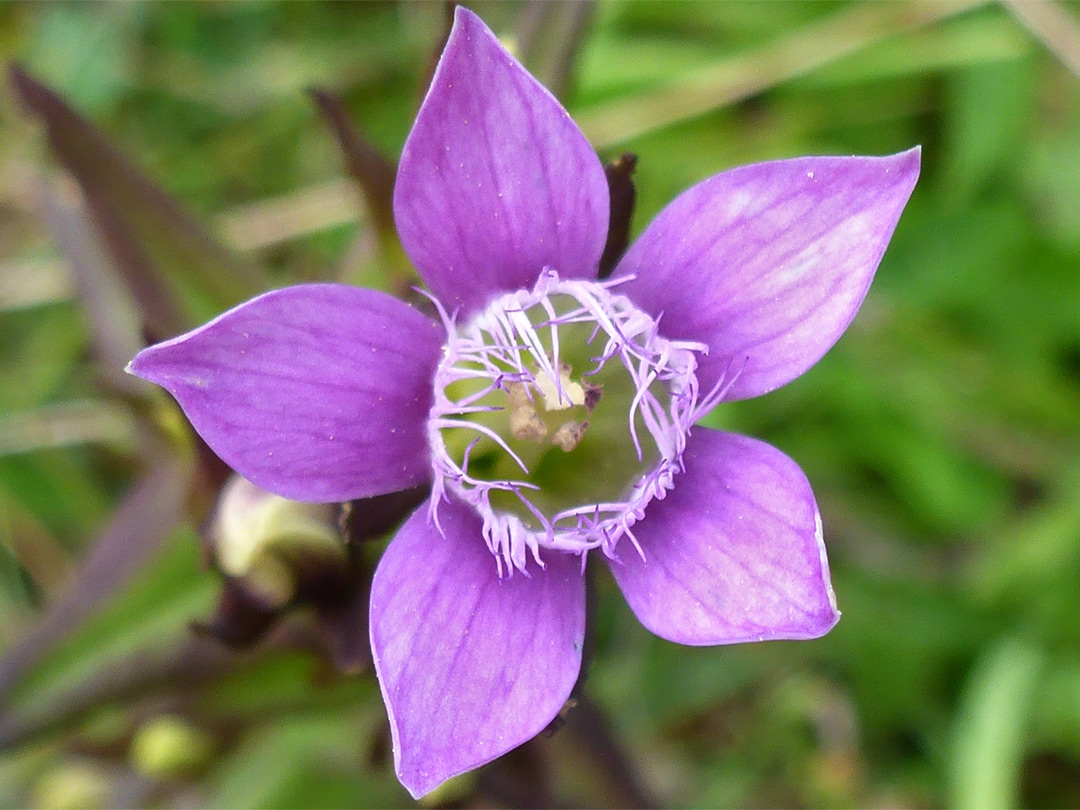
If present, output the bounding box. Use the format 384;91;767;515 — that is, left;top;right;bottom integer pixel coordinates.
427;271;708;575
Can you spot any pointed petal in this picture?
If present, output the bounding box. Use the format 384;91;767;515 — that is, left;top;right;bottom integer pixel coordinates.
128;285;444;503
609;427;839;645
370;500;585;798
615;149;920;400
393;6;609;317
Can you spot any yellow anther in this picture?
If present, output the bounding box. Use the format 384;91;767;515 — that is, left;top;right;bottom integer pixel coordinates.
509;405;548;442
551;420;588;452
535;362;585;411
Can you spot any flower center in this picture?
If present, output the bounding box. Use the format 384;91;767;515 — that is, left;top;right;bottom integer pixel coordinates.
427;270;708;575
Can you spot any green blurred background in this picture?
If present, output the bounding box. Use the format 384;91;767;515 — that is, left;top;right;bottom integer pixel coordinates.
2;1;1080;807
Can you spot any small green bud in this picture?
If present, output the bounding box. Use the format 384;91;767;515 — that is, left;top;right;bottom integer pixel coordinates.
129;714;215;779
33;761;111;810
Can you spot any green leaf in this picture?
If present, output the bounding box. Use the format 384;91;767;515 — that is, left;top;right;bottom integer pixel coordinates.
208;707;400;809
949;637;1044;810
942;56;1037;201
2;521;207;717
574;0;981;148
1031;655;1080;759
803;8;1032;87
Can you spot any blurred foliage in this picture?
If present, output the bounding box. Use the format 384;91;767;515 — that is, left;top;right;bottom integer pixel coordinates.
2;1;1080;807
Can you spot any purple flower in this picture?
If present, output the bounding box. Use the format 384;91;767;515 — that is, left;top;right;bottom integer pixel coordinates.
128;7;919;798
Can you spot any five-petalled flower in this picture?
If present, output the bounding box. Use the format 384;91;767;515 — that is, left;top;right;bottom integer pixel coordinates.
128;7;919;799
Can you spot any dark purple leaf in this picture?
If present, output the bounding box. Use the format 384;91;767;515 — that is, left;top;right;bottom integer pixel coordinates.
560;696;658;809
9;65;270;341
416;3;456;104
514;0;595;102
315;566;372;675
309;89;396;239
0;635;234;752
0;450;192;703
317;487;427;673
598;153;637;279
37;176;144;394
339;485;427;546
190;578;282;651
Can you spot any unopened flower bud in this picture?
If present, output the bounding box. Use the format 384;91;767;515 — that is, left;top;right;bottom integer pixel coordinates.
210;476;345;608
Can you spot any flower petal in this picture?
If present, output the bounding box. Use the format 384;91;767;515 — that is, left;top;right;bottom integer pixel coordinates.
370;499;585;798
609;427;838;645
128;285;444;503
393;6;609;317
615;149;920;400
